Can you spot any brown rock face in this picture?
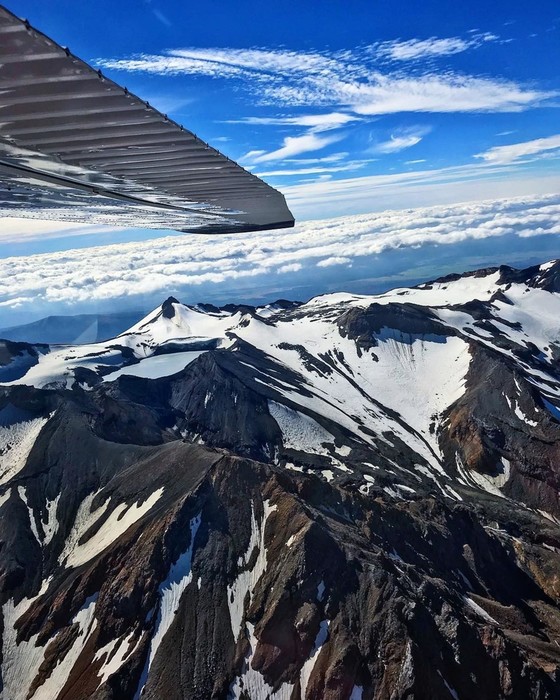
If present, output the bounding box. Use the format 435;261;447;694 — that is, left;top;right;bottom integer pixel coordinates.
1;397;559;699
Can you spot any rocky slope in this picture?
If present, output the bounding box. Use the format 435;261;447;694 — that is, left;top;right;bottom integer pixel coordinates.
1;262;560;699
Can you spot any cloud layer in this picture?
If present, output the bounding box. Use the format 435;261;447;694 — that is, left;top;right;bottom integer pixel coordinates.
2;194;559;321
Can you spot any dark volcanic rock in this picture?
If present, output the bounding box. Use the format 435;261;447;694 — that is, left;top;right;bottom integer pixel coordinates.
338;302;454;354
0;339;47;383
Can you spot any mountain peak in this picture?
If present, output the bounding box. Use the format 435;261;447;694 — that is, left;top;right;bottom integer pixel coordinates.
161;296;181;319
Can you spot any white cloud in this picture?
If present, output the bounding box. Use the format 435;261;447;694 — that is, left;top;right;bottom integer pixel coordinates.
242;149;266;160
2;194;559;321
316;256;352;267
375;135;422;153
282;153;349;164
375;33;498;61
333;75;549;116
379;37;470;60
370;128;429;154
302;174;333;184
255;161;368;177
476;134;560;164
244;132;344;163
152;9;172;28
277;263;302;273
98;44;555;115
100;47;338;79
225;112;360;132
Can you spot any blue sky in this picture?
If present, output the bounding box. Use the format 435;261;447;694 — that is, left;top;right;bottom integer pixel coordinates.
4;0;559;218
0;0;559;324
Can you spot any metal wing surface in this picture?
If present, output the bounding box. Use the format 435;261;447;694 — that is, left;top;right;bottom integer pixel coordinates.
0;5;295;234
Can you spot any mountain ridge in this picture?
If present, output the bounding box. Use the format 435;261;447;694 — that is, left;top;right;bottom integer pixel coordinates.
1;260;560;698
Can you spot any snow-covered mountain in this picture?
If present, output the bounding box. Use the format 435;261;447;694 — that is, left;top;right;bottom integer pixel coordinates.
1;261;560;699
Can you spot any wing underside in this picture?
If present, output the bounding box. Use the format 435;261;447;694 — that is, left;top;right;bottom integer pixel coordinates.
0;6;294;234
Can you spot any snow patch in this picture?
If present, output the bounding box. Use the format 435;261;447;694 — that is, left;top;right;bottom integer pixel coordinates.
300;620;329;698
147;513;201;671
369;331;471;460
437;671;460;700
445;485;463;501
94;631;136;686
228;622;293;700
58;490;110;566
465;597;498;625
467;463;509;496
456;569;474;590
227;500;277;642
42;494;60;545
61;488;164;568
513;402;538;427
135;513;201;698
268;401;334;454
0;416;49;486
456;453;510;497
17;486;40;543
1;590;48;700
362;462;379;471
103;350;206;381
0;487;10;509
285;462;304;473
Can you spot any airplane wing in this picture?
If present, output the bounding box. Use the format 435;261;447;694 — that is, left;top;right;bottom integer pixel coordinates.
0;5;295;234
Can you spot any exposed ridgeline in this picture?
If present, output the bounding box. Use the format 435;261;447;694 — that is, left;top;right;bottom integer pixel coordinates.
1;262;560;699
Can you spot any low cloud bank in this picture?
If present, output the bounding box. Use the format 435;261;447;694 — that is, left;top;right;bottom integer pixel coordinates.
1;193;559;324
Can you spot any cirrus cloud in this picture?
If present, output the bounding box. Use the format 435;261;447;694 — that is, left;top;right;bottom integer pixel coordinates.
476;134;560;164
224;112;360;132
369;127;430;154
374;32;498;61
98;42;555;116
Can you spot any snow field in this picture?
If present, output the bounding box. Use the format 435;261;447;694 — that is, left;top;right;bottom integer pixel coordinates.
60;488;164;568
